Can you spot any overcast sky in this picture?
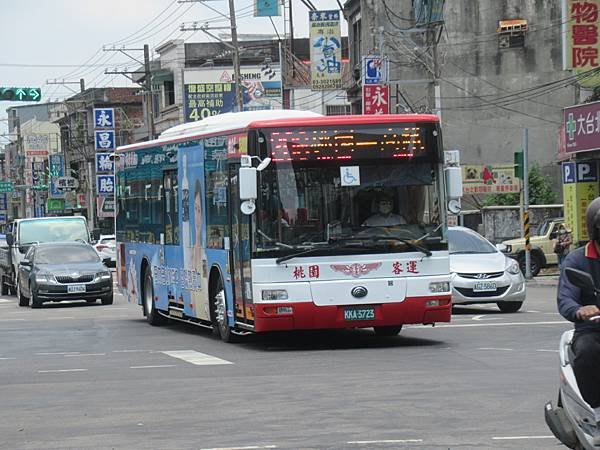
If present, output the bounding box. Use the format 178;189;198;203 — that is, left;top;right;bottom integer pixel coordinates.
0;0;348;143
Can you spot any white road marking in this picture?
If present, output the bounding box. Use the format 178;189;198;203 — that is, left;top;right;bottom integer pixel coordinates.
0;318;26;322
472;315;501;321
113;349;153;353
199;446;277;450
409;320;568;329
477;347;514;351
37;369;88;373
36;352;82;355
162;350;233;366
347;439;423;444
0;357;16;360
492;435;555;440
0;299;12;303
536;349;559;353
64;353;106;357
130;364;176;369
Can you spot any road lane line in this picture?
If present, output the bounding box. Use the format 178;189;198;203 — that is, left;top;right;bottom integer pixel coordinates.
130;365;176;369
537;349;559;353
113;349;153;353
347;439;423;444
37;369;88;373
200;446;277;450
0;357;16;360
162;350;233;366
64;353;106;357
0;318;26;322
492;435;555;440
36;352;82;355
409;320;568;329
477;347;514;351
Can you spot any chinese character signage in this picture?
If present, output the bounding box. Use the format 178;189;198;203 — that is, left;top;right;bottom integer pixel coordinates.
97;175;115;196
310;10;342;90
362;85;390;114
254;0;280;16
95;130;116;150
362;56;389;85
97;197;115;218
96;153;114;173
48;154;65;199
462;165;520;194
183;64;282;122
564;100;600;154
0;193;7;210
94;108;115;129
24;134;49;157
563;161;599;242
566;0;600;87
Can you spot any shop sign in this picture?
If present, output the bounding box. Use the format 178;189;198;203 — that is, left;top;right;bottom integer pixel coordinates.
564;101;600;155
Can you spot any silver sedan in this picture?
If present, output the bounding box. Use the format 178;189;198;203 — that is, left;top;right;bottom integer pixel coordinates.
449;226;526;313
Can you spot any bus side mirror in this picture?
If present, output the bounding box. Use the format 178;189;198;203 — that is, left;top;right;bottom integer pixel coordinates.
6;233;13;246
239;167;257;201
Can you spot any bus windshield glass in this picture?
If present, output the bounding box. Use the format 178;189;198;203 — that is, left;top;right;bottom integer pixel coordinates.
254;123;443;257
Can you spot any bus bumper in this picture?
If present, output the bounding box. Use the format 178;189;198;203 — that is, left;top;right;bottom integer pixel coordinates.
252;295;451;332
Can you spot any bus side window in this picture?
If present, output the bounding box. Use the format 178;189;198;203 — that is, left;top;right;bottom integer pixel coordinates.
163;170;179;245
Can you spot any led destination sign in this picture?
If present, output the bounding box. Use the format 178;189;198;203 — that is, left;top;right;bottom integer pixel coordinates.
265;124;438;162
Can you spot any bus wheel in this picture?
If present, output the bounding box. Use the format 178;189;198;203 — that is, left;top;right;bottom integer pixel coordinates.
212;278;237;343
373;326;403;337
143;268;166;326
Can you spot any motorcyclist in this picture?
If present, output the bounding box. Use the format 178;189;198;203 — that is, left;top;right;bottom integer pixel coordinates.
557;196;600;445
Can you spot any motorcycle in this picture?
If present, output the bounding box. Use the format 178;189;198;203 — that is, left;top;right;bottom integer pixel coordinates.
545;267;600;449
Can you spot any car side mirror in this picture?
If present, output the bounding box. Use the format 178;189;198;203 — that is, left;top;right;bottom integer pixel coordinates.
18;245;28;254
6;233;13;246
550;232;557;239
565;268;597;291
19;259;31;267
102;257;112;265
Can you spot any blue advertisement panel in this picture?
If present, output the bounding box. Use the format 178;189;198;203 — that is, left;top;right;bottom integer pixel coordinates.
96;152;114;173
95;130;116;151
97;175;114;196
254;0;280;16
93;108;115;129
49;154;65;198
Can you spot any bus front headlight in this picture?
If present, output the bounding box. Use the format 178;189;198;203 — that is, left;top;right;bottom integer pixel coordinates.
262;289;288;301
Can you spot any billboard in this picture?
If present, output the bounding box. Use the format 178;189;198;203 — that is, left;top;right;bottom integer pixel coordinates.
362;85;390;115
564;100;600;155
566;0;600;87
563;161;599;242
24;134;49;157
462;165;520;194
183;64;282;122
309;10;342;90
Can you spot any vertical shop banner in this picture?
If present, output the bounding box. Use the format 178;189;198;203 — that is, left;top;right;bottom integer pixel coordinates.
566;0;600;87
362;85;390;114
48;154;65;198
96;153;114;173
94;130;116;151
183;64;282;122
310;10;342;90
562;161;599;243
97;175;115;197
254;0;280;16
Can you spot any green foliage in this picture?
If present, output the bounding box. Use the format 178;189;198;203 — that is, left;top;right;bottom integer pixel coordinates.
481;164;557;206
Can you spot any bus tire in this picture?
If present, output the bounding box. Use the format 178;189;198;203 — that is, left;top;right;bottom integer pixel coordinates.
211;277;237;343
143;268;166;326
373;326;403;337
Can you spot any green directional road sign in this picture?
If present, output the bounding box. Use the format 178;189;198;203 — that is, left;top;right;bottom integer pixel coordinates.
0;181;14;193
0;87;41;102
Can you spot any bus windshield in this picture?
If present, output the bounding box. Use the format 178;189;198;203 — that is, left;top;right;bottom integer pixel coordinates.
19;218;89;245
254;123;444;257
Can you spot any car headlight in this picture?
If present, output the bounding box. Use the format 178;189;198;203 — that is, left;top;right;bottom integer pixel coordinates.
35;273;50;283
97;271;112;280
505;258;521;275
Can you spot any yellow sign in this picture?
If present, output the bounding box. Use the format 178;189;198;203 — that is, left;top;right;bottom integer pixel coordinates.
577;182;599;241
563;182;579;240
462;165;520;194
566;0;600;88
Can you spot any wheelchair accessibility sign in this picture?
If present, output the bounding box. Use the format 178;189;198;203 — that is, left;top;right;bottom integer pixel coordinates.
341;166;360;186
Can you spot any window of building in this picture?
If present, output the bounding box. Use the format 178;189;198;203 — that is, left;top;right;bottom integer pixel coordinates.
164;80;175;107
497;19;528;49
326;104;351;116
352;15;362;73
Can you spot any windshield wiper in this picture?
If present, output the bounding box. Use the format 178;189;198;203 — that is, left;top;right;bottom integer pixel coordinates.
275;241;366;264
332;235;432;257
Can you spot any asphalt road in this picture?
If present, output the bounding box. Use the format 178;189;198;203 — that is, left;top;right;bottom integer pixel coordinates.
0;280;570;450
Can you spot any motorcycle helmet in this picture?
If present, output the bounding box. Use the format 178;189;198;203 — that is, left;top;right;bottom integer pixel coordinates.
586;197;600;241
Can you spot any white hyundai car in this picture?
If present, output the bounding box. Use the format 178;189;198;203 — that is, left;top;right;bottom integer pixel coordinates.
94;234;116;267
449;226;526;313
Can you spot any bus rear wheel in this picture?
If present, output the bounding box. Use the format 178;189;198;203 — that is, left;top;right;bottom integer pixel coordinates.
373;326;403;337
143;268;166;326
211;278;237;343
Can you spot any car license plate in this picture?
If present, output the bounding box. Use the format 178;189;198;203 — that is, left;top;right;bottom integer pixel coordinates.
473;281;497;292
67;284;86;294
344;307;375;321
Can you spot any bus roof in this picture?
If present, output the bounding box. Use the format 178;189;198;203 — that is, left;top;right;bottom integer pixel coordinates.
117;110;440;153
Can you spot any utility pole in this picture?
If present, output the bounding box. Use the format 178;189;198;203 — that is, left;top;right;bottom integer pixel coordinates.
144;44;155;140
227;0;243;111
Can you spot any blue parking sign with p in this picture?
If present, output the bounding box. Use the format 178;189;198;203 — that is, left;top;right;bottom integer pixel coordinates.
563;162;576;184
94;108;114;129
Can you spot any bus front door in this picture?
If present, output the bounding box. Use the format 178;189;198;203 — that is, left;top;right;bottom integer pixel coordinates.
228;164;254;327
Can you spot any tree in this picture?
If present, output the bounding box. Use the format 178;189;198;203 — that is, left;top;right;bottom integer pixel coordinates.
481;164;557;206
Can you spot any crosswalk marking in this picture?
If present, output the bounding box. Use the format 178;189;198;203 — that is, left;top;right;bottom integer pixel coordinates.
0;299;12;304
161;350;233;366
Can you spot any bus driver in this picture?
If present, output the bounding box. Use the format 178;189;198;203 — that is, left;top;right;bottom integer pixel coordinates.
362;194;407;227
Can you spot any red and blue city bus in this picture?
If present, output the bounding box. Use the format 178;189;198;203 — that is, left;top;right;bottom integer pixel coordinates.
115;110;460;342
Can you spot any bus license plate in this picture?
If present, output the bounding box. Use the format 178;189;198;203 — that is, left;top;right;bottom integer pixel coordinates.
67;284;86;294
344;307;375;321
473;281;497;292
